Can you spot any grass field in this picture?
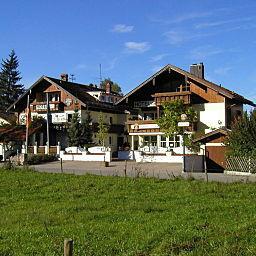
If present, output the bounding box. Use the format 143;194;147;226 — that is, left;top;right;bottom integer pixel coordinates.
1;168;256;255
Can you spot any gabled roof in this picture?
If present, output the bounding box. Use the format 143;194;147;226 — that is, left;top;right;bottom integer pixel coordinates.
45;76;98;105
7;76;123;113
116;64;255;106
193;128;229;144
0;125;41;142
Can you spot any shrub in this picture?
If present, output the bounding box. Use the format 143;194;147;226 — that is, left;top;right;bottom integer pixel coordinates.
26;154;57;165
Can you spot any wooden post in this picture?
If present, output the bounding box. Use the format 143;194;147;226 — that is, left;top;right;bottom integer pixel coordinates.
46;92;50;155
60;158;63;173
124;160;127;177
204;149;208;182
64;239;73;256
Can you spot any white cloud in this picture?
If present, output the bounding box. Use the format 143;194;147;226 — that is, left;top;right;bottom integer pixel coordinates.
171;12;212;24
74;64;88;70
190;46;223;61
214;67;232;76
151;65;163;73
150;12;211;25
112;24;134;33
150;53;168;62
124;41;151;53
163;30;213;45
164;30;187;45
104;57;118;71
195;17;253;29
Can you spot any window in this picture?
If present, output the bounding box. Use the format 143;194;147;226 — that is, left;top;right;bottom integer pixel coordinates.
109;136;112;145
143;136;157;148
143;112;156;120
49;92;60;102
168;136;181;148
151;136;157;146
160;135;166;148
175;135;181;147
144;136;150;147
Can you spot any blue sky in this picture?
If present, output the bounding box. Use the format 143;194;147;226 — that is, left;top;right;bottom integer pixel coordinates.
1;0;256;103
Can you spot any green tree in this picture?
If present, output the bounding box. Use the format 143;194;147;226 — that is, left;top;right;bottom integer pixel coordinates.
97;112;108;147
80;111;93;147
226;111;256;157
157;99;197;137
0;50;24;110
100;78;122;95
68;109;81;147
157;99;199;152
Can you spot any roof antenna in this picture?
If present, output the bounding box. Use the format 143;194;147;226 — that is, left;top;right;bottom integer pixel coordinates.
70;74;76;82
99;64;103;88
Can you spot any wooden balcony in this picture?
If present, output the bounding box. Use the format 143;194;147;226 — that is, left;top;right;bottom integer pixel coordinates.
31;101;63;112
152;91;191;106
126;119;197;133
126;120;161;133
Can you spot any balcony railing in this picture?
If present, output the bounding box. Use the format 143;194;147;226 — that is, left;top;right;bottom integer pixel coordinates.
126;119;197;133
31;101;63;112
152;91;191;105
126;120;160;133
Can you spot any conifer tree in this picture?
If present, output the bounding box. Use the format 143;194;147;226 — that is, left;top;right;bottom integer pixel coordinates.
68;109;81;147
0;50;24;110
80;111;93;147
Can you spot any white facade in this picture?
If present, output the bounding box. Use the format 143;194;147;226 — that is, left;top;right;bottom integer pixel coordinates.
87;90;122;104
193;102;226;133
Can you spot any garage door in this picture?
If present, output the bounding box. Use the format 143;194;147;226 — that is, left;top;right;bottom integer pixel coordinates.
206;146;226;172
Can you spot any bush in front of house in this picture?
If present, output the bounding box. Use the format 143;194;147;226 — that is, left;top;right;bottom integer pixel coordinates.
26;154;57;165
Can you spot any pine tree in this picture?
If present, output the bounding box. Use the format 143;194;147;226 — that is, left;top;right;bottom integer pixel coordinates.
80;111;93;147
0;50;24;110
68;109;81;147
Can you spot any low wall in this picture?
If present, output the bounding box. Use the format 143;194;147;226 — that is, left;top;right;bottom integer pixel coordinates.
135;151;183;163
59;151;111;162
118;150;193;163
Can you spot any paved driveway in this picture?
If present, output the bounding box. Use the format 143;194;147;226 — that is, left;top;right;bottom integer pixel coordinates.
29;160;256;183
31;160;183;179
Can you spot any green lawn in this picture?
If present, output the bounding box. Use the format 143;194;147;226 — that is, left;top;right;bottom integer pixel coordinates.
1;168;256;255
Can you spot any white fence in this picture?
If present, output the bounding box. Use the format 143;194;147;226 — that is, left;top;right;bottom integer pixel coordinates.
226;156;256;174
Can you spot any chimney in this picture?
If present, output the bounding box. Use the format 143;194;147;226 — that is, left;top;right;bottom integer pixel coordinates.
60;73;69;82
106;82;111;95
190;63;204;79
